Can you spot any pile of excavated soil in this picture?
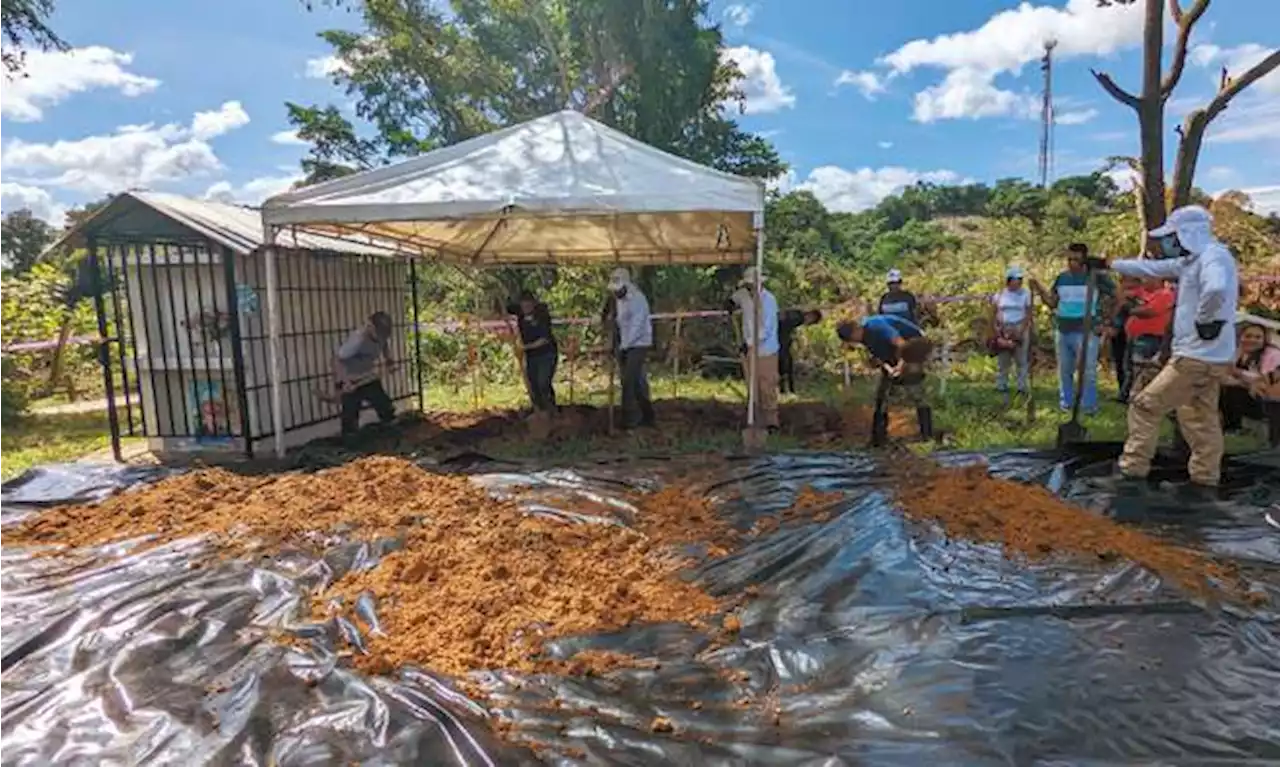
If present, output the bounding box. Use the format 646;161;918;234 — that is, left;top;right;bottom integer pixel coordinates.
316;480;746;677
890;456;1256;602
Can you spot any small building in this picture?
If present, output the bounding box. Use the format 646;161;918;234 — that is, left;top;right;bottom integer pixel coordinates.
57;192;422;459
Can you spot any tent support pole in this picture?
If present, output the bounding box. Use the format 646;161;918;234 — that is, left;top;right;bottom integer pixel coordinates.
747;214;764;431
263;233;286;459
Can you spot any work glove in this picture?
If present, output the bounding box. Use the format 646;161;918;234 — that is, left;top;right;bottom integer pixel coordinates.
738;344;748;356
1083;256;1110;271
1195;319;1225;341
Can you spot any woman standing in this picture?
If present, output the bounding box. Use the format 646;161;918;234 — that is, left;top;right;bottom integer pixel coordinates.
1219;322;1280;446
991;266;1032;403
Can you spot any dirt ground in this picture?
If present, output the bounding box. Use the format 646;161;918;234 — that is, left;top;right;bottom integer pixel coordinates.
351;397;921;459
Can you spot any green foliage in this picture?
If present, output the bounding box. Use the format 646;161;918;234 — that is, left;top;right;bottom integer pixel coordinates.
1;0;66;75
290;0;785;184
1;262;99;403
1;208;56;275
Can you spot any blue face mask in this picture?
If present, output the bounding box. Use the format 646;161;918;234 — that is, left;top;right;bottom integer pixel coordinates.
1158;234;1182;259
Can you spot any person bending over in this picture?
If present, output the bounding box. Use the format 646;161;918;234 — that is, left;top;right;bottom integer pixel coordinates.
327;311;398;437
836;314;934;446
778;308;822;394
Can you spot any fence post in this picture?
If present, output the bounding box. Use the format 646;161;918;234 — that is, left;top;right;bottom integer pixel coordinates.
221;246;254;459
409;258;425;413
87;238;124;462
672;314;683;399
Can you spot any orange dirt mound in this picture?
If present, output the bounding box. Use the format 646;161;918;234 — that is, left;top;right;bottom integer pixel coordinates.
891;455;1254;602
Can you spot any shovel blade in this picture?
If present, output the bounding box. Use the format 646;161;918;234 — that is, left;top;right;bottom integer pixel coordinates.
1057;421;1089;447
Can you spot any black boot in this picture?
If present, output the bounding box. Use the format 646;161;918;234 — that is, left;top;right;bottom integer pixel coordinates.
870;410;889;448
917;406;934;441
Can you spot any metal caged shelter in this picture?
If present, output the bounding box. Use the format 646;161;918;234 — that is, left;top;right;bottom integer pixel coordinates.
56;192;425;460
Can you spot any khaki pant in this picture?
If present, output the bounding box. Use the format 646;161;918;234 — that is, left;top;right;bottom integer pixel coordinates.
1119;356;1229;486
1129;359;1163;398
754;354;780;428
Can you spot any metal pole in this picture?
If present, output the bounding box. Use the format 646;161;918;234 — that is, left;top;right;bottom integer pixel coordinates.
409;257;425;413
263;232;286;459
222;247;254;459
747;210;764;428
87;239;124;462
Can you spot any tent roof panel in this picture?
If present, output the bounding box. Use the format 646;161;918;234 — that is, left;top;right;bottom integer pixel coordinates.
262;110;764;226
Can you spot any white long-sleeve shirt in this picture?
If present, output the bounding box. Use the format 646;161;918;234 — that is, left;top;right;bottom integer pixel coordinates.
732;287;780;357
616;288;653;350
1111;242;1238;364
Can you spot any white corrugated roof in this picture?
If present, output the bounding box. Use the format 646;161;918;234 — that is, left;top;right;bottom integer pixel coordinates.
48;191;401;257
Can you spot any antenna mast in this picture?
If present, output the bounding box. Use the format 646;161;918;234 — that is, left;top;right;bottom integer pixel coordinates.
1038;40;1057;188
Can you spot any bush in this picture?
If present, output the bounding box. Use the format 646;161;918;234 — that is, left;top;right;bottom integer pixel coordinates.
2;357;30;425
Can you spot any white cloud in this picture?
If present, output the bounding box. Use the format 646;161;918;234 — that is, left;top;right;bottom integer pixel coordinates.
723;4;754;28
795;165;962;213
766;168;796;195
203;173;302;205
873;0;1144;122
2;46;160;122
305;54;348;79
1238;185;1280;215
1056;108;1098;125
878;141;894;149
1;102;253;196
1190;42;1279;95
912;68;1037;123
271;129;307;146
190;101;250;140
834;70;887;99
0;182;67;225
722;45;796;114
1206;96;1279;144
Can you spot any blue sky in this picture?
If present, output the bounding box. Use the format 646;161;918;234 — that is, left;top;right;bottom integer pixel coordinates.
2;0;1276;224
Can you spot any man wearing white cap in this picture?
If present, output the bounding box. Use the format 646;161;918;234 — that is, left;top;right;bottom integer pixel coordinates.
1106;205;1238;490
607;267;655;428
728;266;781;430
876;269;921;325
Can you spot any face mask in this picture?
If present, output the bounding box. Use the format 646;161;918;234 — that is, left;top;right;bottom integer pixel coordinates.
1157;234;1183;259
613;287;627;299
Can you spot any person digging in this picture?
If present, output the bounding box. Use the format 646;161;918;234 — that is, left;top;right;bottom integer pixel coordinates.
317;311;399;439
836;315;936;447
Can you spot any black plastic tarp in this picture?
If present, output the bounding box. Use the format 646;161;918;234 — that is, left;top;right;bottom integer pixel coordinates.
2;449;1278;766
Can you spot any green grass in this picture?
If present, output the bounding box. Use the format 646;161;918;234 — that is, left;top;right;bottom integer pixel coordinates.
1;411;116;481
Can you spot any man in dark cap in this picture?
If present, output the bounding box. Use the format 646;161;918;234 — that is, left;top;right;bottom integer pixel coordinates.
331;310;398;436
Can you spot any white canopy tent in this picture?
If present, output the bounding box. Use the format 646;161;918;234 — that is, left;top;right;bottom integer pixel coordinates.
260;109;767;457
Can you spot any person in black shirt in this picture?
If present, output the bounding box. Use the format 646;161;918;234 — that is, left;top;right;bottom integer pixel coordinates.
778;308;822;393
506;290;558;412
875;269;921;324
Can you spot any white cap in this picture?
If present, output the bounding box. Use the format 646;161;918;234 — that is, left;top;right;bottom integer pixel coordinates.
1148;205;1211;238
607;266;630;290
1005;265;1024;280
886;269;903;283
741;266;764;286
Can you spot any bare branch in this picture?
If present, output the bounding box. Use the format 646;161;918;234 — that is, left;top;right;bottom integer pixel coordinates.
1205;48;1280;120
1161;0;1211;98
1091;69;1140;109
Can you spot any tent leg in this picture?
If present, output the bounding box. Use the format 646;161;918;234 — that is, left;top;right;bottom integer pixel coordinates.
743;214;765;452
264;241;286;460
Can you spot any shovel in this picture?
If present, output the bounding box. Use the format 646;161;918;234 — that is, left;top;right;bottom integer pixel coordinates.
1057;270;1097;447
1025;292;1036;425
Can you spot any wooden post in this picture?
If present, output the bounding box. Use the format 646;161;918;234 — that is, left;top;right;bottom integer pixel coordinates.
568;331;577;405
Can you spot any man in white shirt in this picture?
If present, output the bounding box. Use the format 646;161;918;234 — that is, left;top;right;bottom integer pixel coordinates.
607;267;655;428
1107;205;1238;489
330;311;397;436
728;267;781;430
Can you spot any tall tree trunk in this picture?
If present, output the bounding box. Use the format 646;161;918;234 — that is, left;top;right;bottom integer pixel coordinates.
1136;0;1166;229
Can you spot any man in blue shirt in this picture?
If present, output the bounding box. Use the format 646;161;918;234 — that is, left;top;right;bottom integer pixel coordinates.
837;314;934;446
1030;242;1115;413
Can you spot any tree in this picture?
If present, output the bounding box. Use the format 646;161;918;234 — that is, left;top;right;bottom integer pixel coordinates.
1092;0;1279;228
0;208;56;275
985;178;1049;223
290;0;785;185
2;0;67;76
